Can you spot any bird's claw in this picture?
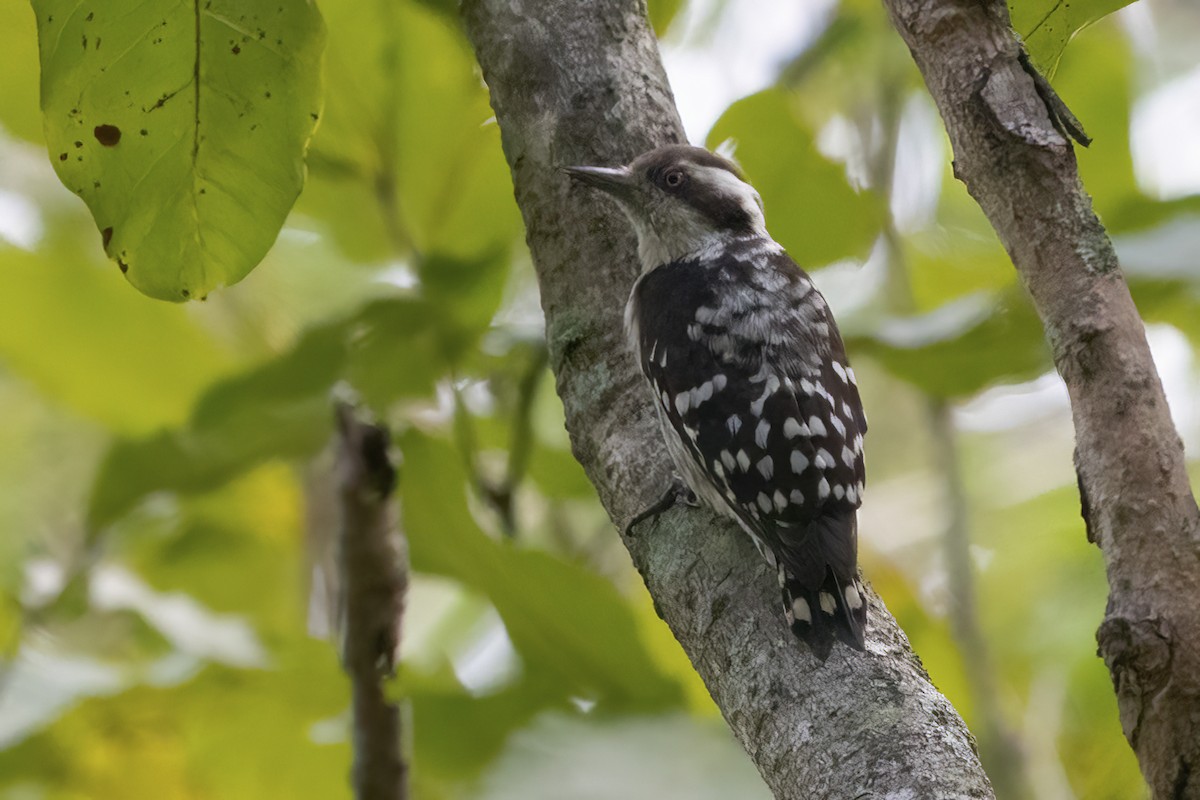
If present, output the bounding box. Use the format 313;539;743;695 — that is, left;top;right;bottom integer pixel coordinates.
624;477;696;537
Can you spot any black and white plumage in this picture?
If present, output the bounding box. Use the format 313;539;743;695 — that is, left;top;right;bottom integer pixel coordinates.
566;145;868;659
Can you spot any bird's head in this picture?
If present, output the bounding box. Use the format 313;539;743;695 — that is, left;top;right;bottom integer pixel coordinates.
565;144;767;269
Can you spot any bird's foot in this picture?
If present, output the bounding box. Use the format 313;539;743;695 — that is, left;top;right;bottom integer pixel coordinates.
624;476;696;537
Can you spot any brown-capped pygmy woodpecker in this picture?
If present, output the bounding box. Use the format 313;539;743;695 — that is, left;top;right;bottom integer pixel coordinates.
566;145;868;660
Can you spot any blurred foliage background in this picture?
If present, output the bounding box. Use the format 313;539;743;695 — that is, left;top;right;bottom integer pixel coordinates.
2;0;1199;797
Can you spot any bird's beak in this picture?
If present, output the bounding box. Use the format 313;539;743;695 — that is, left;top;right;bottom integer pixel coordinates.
563;164;635;199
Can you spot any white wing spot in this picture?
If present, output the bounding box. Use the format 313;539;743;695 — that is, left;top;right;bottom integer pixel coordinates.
720;450;736;471
659;347;668;368
661;391;670;409
773;490;788;512
845;366;857;385
750;377;780;417
675;392;691;415
817;477;830;500
845;583;864;610
831;416;846;438
712;459;725;480
726;415;742;435
687;322;703;341
853;434;864;454
814;448;833;469
808;416;827;437
819;591;837;615
842;446;856;467
695;305;717;324
757;456;774;480
736;450;751;472
691;380;714;406
792;596;812;623
790;451;809;474
783;417;802;439
832;362;847;382
712;373;727;392
842;401;856;419
789;489;805;505
755;419;771;448
757;492;772;512
833;484;845;500
799;378;814;395
846;485;858;504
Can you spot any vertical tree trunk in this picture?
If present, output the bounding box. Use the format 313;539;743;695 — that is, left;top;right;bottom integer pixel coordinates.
881;1;1200;797
462;1;996;796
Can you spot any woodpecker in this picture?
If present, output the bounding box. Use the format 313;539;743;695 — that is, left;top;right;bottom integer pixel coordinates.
566;144;868;659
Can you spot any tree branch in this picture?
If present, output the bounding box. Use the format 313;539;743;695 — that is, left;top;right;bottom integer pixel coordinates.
335;401;408;800
462;2;994;796
880;1;1200;796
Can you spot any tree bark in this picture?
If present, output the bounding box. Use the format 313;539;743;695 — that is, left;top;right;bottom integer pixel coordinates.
880;1;1200;797
462;2;995;797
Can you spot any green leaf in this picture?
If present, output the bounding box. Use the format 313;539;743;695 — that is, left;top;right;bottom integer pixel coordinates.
0;652;349;799
301;1;522;263
84;291;490;530
417;249;511;362
86;321;345;530
343;297;449;410
707;88;883;267
851;289;1051;398
400;430;682;709
401;669;563;782
647;0;687;36
0;246;231;434
0;3;43;143
1009;0;1135;76
31;0;325;301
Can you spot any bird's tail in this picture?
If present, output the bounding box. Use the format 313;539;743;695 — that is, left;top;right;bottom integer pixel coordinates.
774;512;867;660
779;567;867;660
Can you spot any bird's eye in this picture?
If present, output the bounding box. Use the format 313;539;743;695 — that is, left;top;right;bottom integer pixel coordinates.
664;170;684;188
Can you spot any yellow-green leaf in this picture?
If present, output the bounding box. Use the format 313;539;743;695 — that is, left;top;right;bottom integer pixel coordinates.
1009;0;1136;76
32;0;325;301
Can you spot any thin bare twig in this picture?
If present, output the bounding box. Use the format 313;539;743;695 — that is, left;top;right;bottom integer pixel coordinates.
334;399;408;800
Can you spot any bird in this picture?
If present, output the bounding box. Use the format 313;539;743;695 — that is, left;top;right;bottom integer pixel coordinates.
565;144;868;659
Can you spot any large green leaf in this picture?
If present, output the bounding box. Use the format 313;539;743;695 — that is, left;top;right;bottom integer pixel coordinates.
300;0;521;263
85;285;500;529
1009;0;1136;76
0;4;42;143
86;321;345;530
31;0;325;300
0;653;348;800
402;669;564;783
851;289;1051;398
0;246;231;434
646;0;687;36
707;88;883;267
401;430;682;710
